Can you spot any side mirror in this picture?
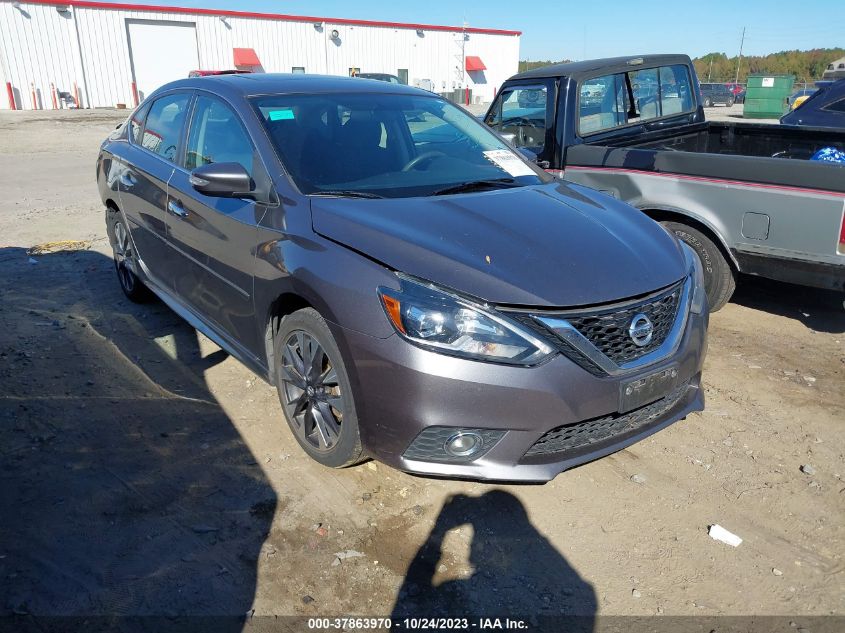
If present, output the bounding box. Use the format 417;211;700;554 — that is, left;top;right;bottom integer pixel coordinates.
190;162;253;198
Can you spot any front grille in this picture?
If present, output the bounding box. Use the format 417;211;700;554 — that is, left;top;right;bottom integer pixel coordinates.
523;381;689;458
563;281;683;365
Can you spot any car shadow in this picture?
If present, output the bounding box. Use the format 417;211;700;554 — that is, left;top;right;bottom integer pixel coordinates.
0;247;275;630
731;274;844;333
391;490;596;632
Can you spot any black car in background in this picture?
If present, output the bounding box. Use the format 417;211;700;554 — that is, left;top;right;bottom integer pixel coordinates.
699;83;735;107
780;79;845;128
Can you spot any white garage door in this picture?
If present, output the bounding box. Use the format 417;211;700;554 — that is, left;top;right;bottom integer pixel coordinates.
127;20;199;101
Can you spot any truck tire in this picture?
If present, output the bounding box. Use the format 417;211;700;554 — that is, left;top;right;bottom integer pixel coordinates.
704;97;713;107
661;221;735;312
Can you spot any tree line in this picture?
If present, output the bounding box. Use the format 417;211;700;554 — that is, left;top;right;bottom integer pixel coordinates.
519;49;844;84
693;49;844;84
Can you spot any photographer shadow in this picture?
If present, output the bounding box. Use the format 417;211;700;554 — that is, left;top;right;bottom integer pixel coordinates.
392;490;596;631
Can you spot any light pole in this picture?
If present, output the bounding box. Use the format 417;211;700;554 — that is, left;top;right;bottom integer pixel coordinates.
734;27;746;86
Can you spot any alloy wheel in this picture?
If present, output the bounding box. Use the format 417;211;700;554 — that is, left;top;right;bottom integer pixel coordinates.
279;330;345;452
113;220;135;293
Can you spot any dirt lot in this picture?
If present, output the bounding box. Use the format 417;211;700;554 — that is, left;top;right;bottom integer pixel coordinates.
0;110;843;626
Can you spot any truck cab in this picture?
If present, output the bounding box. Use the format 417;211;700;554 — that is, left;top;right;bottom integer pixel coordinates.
484;55;845;311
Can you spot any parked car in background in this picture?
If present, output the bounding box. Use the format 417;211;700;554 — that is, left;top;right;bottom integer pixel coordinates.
781;79;845;127
356;72;402;84
699;83;735;107
787;88;817;110
485;55;845;311
97;74;708;482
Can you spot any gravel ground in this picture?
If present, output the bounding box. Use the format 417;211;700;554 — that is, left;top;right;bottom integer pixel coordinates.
0;109;843;625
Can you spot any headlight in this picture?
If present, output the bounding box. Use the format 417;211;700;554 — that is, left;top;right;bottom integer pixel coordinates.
378;276;555;366
681;242;707;314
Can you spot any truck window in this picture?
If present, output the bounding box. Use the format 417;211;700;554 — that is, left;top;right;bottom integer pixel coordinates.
486;85;549;152
578;64;694;136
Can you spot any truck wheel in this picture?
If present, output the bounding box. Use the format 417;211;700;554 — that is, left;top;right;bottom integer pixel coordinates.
273;308;364;468
704;97;713;107
661;221;736;312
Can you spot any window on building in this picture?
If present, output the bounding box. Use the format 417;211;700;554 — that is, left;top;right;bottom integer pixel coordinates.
397;69;409;85
185;95;254;178
142;93;190;162
292;66;305;74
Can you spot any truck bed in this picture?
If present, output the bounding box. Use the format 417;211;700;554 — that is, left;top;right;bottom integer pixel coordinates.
569;121;845;194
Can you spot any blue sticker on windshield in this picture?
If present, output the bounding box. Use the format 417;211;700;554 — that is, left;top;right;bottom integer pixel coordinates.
269;109;295;121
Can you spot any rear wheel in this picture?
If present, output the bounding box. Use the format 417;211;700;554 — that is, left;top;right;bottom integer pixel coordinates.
109;212;151;303
661;221;736;312
273;308;363;468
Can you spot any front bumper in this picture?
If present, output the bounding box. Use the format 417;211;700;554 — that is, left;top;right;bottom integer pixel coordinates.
331;309;707;483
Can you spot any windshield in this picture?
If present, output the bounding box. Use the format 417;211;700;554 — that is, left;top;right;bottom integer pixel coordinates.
252;93;546;198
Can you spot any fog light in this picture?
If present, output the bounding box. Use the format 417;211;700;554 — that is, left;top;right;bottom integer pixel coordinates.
444;432;483;457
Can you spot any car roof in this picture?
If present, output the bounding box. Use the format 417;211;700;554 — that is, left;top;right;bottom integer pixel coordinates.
150;73;425;99
509;54;692;81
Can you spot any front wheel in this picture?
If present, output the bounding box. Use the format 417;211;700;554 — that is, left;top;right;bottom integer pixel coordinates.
273;308;364;468
661;221;736;312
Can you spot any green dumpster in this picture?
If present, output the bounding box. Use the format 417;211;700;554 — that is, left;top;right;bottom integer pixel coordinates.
743;74;794;118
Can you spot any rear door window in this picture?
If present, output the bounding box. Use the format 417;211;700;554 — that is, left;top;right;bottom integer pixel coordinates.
824;98;845;113
128;101;151;144
485;84;550;153
141;93;191;163
577;64;694;136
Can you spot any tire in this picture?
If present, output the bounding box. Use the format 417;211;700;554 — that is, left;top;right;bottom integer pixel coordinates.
661;221;736;312
107;209;152;303
273;308;364;468
704;98;713;108
728;97;735;107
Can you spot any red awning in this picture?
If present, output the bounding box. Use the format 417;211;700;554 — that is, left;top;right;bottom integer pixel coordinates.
465;56;486;71
233;48;262;67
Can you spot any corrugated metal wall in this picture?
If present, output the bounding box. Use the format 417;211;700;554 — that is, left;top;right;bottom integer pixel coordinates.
0;1;519;110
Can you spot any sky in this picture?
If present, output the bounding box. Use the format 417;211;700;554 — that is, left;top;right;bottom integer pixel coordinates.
103;0;845;61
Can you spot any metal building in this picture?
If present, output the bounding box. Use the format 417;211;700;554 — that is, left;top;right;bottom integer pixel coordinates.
0;0;521;110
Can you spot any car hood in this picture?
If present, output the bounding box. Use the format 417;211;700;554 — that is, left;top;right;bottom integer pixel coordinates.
310;182;687;307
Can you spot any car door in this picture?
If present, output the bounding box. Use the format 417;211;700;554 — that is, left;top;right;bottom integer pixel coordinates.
166;92;268;354
119;91;191;289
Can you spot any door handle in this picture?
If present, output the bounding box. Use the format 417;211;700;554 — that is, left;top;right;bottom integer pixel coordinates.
167;199;188;218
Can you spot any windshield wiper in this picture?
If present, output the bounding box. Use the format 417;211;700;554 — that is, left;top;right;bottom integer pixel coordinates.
310;190;385;199
432;178;519;196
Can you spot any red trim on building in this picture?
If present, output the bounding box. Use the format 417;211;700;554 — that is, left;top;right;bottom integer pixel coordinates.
465;56;486;71
16;0;522;36
233;47;261;67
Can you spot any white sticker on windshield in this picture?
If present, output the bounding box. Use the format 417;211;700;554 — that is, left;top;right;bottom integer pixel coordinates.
482;150;536;177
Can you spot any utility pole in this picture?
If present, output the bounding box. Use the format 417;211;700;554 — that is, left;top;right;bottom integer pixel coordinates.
734;27;746;86
708;58;713;82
